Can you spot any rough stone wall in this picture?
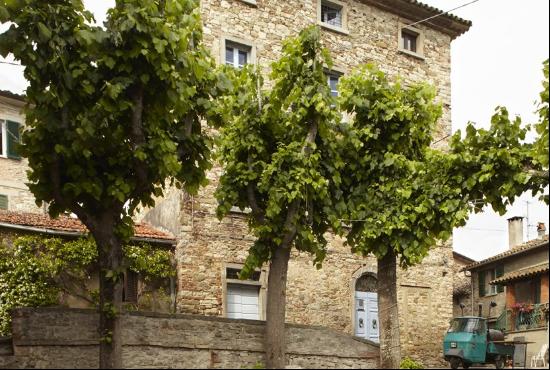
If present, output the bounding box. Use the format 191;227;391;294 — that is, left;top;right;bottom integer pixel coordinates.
132;0;461;367
452;255;474;318
100;0;468;366
0;97;42;214
0;307;379;369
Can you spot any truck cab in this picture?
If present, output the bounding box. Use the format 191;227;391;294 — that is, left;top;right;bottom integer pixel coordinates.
444;317;488;368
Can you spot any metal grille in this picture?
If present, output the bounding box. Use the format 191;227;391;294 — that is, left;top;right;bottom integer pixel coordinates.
321;4;342;28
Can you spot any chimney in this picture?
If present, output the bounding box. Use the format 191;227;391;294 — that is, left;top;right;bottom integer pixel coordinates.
537;222;547;240
508;216;524;248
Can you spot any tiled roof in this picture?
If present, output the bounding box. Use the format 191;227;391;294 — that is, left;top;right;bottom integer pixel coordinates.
490;263;549;285
362;0;472;39
0;90;25;102
462;235;549;271
0;210;175;243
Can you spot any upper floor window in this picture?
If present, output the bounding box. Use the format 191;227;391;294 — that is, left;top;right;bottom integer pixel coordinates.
398;24;425;59
321;1;343;28
0;119;21;159
0;194;7;210
478;265;504;297
318;0;348;34
225;41;252;69
401;30;418;53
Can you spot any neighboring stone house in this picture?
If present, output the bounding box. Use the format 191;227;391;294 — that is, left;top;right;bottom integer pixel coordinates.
452;251;476;318
0;90;42;214
461;217;549;363
137;0;472;366
0;210;177;312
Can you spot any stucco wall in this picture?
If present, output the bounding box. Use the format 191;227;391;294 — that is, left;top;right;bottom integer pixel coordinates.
471;246;549;319
0;307;379;369
0;96;43;214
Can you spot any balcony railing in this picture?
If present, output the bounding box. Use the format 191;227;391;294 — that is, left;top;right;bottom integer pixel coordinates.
496;303;549;332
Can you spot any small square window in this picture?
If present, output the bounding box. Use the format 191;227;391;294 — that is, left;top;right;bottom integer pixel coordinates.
0;194;8;210
327;73;340;97
224;41;252;69
321;2;343;28
401;30;418;53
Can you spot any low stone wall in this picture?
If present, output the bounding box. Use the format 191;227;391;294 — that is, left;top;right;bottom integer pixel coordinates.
0;308;379;369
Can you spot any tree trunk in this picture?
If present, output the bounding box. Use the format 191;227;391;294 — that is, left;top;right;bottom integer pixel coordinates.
96;232;124;369
377;248;401;369
265;245;292;369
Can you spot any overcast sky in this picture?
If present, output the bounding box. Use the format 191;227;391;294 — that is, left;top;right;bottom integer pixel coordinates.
1;0;548;260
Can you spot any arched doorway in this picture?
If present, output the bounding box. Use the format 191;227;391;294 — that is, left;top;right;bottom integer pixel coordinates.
354;273;379;343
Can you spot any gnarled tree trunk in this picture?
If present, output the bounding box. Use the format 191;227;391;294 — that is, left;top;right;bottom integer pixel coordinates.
377;248;402;368
265;245;292;369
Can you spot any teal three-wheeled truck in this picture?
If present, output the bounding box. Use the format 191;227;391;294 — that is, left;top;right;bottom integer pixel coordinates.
443;315;514;369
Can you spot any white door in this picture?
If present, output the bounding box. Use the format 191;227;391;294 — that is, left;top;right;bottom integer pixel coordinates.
355;291;379;343
227;284;260;320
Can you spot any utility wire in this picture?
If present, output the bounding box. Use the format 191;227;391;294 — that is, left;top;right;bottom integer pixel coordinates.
405;0;480;28
0;60;22;66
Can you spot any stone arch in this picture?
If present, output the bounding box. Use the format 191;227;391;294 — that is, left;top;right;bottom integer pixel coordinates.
355;272;378;292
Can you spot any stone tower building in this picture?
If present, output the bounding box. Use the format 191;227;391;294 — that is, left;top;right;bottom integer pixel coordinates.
137;0;472;366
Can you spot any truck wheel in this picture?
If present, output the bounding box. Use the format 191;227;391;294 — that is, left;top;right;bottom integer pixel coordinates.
449;357;461;369
495;357;505;369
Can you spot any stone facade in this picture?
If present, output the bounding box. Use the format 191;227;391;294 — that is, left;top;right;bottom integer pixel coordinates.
0;307;379;369
0;93;42;214
134;0;471;367
452;251;475;318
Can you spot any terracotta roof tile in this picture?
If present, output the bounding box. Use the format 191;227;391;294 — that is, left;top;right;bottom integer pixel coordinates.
462;235;549;271
490;263;549;285
0;210;175;243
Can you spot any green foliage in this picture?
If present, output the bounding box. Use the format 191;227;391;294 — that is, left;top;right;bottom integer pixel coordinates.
533;60;549;169
215;26;344;276
338;64;548;267
0;0;221;239
0;235;174;336
400;357;424;369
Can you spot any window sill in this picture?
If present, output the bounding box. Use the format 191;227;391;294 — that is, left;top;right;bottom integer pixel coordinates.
319;22;349;36
398;48;425;61
237;0;258;7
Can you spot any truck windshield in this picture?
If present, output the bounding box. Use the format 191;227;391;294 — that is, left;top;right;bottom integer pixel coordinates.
448;318;478;333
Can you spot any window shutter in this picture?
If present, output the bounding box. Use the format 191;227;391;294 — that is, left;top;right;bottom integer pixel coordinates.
6;121;21;159
534;278;541;304
123;271;139;303
478;270;486;297
496;265;505;293
0;194;7;210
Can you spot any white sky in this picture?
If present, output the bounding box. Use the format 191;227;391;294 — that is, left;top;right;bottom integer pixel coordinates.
1;0;548;261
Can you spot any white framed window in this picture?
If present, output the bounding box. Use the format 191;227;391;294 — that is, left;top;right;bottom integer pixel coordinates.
224;40;252;69
222;264;267;320
318;0;348;34
398;23;425;59
0;119;21;159
327;72;341;97
401;30;418;53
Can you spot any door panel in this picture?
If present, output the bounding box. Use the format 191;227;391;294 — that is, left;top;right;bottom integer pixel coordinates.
227;284;260;320
355;292;379;343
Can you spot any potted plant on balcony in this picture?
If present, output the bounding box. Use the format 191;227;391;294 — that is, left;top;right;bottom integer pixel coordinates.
511;302;534;330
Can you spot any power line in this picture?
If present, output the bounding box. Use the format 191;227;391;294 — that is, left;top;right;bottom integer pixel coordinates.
405;0;481;29
0;60;23;67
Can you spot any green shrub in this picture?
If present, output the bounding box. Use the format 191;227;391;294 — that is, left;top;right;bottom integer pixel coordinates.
400;357;424;369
